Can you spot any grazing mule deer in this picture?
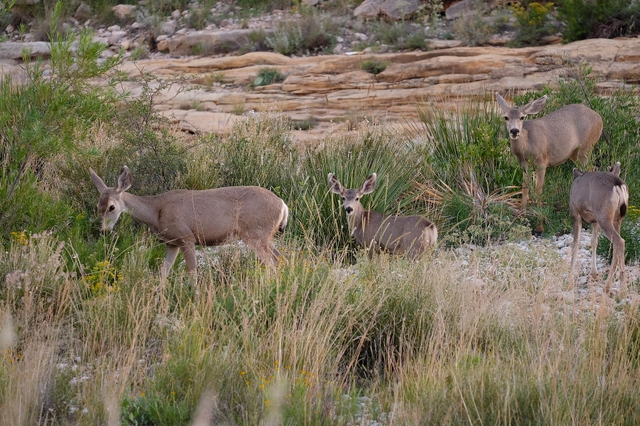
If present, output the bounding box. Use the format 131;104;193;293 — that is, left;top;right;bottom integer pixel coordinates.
569;162;628;293
328;173;437;260
495;93;603;212
90;166;289;279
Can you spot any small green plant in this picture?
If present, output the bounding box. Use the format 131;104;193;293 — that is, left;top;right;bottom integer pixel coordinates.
361;58;389;75
251;67;285;88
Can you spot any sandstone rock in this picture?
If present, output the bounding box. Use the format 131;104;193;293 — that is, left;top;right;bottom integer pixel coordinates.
166;29;258;57
112;4;137;21
74;2;92;22
445;0;473;20
0;42;51;60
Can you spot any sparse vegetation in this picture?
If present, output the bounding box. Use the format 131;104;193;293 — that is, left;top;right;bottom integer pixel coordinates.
251;67;286;88
360;57;389;75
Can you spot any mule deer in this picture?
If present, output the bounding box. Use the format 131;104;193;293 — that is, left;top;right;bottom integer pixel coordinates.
495;93;602;212
328;173;437;260
569;162;628;293
90;166;289;279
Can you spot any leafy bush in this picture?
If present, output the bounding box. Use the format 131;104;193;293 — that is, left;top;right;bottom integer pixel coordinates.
367;20;429;51
265;6;337;56
509;1;556;46
251;67;286;88
453;12;494;46
556;0;640;42
0;17;121;243
360;58;389;75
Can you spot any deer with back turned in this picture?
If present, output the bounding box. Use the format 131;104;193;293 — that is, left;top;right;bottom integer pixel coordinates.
495;93;603;213
90;166;289;281
328;173;437;260
569;162;628;294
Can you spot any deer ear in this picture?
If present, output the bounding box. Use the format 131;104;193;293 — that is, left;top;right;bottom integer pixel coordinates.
115;166;132;193
89;168;108;192
495;92;510;113
609;162;621;176
327;173;344;195
360;173;377;194
573;168;585;180
522;95;547;115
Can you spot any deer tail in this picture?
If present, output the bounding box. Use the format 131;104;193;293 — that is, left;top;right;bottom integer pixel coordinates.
614;184;629;218
278;200;289;232
422;222;438;247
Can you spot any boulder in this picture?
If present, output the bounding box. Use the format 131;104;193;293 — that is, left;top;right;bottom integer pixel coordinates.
166;29;261;57
354;0;421;20
0;42;51;60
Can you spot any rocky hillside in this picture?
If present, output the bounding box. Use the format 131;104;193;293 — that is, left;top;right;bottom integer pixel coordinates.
1;1;639;139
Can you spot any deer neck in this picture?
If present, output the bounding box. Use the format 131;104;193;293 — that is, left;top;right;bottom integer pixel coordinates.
348;206;382;239
122;192;161;230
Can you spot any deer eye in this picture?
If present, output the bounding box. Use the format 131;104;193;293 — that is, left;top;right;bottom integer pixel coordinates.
341;197;345;201
355;197;360;201
108;205;115;212
503;117;508;121
519;116;525;120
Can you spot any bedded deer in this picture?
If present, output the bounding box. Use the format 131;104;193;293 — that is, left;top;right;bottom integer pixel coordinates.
495;93;603;213
90;166;289;280
328;173;437;260
569;162;628;293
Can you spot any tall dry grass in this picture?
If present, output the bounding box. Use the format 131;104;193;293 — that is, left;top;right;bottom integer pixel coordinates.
2;228;640;424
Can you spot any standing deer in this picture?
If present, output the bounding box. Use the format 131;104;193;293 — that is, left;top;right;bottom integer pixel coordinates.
90;166;289;280
328;173;437;260
569;162;628;293
495;93;603;213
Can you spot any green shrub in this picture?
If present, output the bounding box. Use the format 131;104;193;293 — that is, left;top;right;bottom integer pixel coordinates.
556;0;640;42
360;58;389;75
509;1;556;46
0;15;121;243
368;20;429;51
265;6;336;56
453;12;494;46
251;67;286;88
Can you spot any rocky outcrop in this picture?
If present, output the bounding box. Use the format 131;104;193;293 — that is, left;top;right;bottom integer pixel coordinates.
115;37;640;137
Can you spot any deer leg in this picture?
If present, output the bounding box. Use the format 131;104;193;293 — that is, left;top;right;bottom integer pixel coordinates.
161;244;181;280
534;167;546;198
599;221;625;294
520;169;529;212
590;222;600;279
244;238;278;271
180;242;198;276
570;215;582;286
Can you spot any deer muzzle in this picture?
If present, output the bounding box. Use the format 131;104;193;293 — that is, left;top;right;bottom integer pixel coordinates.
345;206;353;214
509;129;520;139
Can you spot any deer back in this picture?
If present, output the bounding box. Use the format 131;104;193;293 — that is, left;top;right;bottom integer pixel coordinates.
524;104;602;166
132;186;287;245
356;210;434;254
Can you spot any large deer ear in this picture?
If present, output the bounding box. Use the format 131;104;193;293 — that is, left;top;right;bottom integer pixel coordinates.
521;95;547;115
327;173;344;195
573;168;585;180
609;162;621;176
89;168;108;192
115;166;132;194
495;92;510;114
360;173;377;195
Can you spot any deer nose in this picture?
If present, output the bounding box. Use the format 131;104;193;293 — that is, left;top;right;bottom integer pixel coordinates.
345;206;353;214
509;129;520;138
